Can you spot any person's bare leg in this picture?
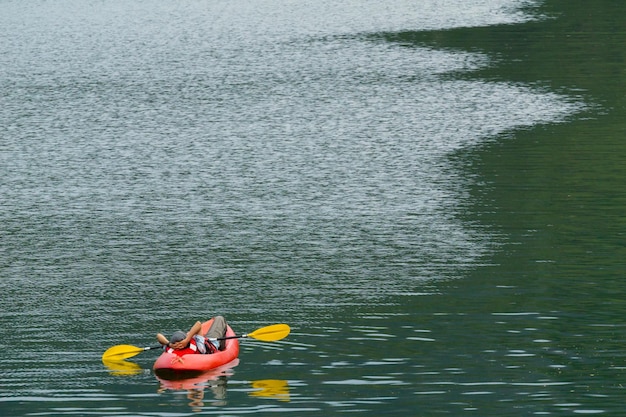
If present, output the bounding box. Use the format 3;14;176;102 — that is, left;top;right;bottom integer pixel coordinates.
206;316;227;350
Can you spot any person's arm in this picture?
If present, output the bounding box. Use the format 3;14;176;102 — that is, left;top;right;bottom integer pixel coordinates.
156;333;169;346
171;321;203;350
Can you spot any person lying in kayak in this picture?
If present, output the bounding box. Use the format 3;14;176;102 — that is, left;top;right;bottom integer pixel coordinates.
156;315;228;356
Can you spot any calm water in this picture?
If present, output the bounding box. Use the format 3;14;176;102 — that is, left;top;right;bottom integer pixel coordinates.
1;0;625;415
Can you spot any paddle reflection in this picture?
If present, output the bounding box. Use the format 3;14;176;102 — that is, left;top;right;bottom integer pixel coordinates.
102;358;143;376
249;379;290;402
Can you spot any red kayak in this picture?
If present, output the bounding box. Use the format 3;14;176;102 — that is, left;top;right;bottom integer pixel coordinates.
153;319;239;376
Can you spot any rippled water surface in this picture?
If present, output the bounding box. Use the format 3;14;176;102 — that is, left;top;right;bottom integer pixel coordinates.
2;0;625;415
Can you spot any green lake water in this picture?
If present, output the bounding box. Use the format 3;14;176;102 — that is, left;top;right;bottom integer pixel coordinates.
1;0;625;415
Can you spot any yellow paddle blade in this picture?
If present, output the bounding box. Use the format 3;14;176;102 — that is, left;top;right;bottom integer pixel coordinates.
102;344;147;360
247;324;290;342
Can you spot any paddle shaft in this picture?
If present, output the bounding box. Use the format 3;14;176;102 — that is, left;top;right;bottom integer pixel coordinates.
212;333;249;341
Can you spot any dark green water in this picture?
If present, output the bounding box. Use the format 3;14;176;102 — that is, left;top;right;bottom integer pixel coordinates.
1;0;625;415
392;0;626;414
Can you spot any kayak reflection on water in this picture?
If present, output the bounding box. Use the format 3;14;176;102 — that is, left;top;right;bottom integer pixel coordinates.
157;375;230;409
103;358;290;407
155;362;290;408
158;378;291;409
156;359;237;408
